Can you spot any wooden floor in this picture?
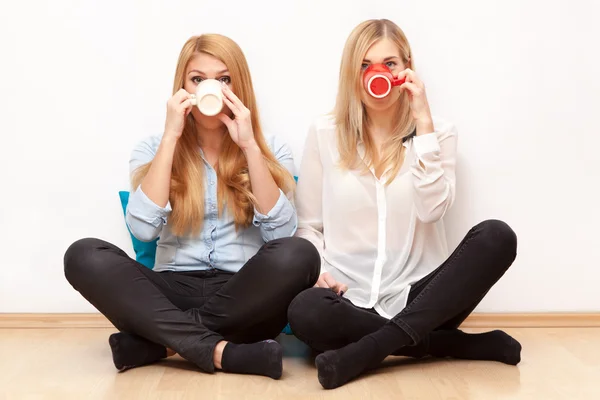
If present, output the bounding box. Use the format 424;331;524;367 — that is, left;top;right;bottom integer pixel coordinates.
1;328;599;399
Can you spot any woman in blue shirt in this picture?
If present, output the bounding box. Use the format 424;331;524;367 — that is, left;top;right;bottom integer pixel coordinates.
64;34;320;379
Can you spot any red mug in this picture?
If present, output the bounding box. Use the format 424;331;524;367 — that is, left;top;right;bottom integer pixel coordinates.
363;64;406;98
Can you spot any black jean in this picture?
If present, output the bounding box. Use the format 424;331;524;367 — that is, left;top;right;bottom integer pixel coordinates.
288;220;517;354
64;236;320;373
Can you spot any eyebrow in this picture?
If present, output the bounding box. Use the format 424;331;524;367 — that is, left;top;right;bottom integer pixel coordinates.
362;56;399;63
187;69;229;75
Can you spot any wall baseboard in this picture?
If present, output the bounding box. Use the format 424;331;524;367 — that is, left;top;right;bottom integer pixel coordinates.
1;313;600;329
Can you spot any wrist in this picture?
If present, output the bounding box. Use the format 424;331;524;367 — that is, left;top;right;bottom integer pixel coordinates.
241;140;260;154
415;114;433;125
159;135;179;155
162;132;180;144
415;117;434;136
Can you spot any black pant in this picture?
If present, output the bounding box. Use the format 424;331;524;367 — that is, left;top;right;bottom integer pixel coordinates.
288;220;517;354
64;236;320;373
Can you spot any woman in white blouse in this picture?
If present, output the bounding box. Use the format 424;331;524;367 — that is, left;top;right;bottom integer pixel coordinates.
288;19;520;389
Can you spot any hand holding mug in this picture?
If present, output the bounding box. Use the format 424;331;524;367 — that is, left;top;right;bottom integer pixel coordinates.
216;84;257;150
165;80;257;149
164;89;196;140
396;68;432;123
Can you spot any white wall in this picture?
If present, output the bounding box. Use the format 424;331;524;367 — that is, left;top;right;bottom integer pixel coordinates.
1;0;598;312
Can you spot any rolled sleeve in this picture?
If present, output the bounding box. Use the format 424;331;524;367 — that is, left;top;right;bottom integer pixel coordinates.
126;135;172;242
252;189;297;241
128;186;171;226
412;132;441;158
409;121;457;223
126;186;172;242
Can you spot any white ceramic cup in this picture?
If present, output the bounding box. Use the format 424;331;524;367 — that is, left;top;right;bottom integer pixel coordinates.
190;79;224;116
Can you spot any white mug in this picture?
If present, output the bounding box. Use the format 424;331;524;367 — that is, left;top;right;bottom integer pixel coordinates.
190;79;224;116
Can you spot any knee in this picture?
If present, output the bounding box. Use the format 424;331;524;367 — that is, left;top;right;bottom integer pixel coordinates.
476;219;518;264
268;237;320;286
287;287;335;335
63;238;109;288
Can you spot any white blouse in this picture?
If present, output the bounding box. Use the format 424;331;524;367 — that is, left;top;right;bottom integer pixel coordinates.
295;115;458;319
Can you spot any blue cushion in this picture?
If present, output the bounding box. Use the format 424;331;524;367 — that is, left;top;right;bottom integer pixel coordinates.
118;191;158;269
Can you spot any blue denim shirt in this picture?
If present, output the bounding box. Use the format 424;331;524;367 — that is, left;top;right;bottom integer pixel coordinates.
126;135;297;272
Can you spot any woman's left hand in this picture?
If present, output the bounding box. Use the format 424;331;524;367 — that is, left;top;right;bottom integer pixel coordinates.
217;84;257;150
397;69;433;125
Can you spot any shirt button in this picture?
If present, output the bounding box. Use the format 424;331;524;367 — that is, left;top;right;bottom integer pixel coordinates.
210;181;215;185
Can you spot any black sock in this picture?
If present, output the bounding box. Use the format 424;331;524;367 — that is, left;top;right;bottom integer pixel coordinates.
108;332;167;372
221;339;283;380
315;322;412;389
429;329;521;365
392;337;430;358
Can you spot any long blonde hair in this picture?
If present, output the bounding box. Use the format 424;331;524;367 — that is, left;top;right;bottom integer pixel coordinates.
334;19;416;182
132;34;295;236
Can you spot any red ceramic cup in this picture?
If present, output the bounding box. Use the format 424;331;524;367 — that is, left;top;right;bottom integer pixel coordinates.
363;64;406;98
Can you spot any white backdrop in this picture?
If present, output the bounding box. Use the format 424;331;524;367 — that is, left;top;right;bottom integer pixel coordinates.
1;0;599;312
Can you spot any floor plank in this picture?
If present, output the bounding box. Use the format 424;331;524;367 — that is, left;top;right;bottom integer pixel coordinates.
1;328;599;399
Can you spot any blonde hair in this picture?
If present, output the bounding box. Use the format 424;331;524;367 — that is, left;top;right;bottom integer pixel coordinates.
132;34;295;236
334;19;416;182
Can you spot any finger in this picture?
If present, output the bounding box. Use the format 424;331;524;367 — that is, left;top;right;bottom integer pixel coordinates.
221;84;246;111
396;69;407;81
323;274;338;288
181;98;195;116
222;96;242;117
339;284;348;295
397;68;417;83
170;92;193;109
396;68;411;81
402;68;424;88
216;113;235;131
174;88;192;102
332;283;348;295
181;98;195;109
400;81;421;96
315;279;330;289
222;90;247;117
402;68;416;81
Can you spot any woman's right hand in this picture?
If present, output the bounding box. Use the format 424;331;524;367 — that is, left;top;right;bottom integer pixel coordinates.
164;89;196;140
315;272;348;296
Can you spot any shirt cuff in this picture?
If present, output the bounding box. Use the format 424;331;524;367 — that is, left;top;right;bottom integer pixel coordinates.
127;186;172;227
412;133;441;157
252;189;293;229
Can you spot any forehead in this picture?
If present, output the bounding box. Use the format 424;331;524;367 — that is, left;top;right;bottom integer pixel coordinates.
186;52;228;73
364;38;400;60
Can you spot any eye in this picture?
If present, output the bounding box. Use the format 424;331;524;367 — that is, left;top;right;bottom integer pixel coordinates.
191;76;203;84
219;76;231;84
361;63;369;71
385;61;397;68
